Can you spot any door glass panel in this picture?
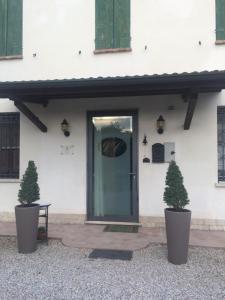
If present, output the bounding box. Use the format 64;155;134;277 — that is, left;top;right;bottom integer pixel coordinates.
92;116;133;217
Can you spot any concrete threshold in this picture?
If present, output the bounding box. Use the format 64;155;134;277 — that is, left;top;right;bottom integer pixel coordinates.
85;221;142;226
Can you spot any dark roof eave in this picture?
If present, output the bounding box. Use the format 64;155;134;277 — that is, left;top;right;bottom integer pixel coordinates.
0;70;225;100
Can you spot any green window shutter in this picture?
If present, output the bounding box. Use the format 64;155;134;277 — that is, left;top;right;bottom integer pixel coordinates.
114;0;130;48
95;0;114;49
0;0;7;56
6;0;23;56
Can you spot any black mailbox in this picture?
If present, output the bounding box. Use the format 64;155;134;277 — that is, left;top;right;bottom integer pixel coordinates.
152;143;165;163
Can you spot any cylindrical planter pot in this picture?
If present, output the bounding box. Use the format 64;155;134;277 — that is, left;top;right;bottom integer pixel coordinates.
15;204;40;254
165;208;191;265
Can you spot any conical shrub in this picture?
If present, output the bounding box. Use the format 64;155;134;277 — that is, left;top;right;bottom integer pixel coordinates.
18;161;40;205
164;161;189;210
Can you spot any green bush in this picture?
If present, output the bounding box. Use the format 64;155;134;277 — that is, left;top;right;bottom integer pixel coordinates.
163;160;189;210
18;161;40;205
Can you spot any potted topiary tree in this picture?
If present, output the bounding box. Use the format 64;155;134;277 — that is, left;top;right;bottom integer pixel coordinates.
15;161;40;253
164;160;191;265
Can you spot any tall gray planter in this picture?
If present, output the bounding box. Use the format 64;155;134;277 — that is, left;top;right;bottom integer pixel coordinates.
15;204;40;254
165;208;191;265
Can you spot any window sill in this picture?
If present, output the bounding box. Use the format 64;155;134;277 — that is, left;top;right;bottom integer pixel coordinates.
94;48;132;54
215;182;225;188
0;55;23;61
0;179;20;183
215;40;225;45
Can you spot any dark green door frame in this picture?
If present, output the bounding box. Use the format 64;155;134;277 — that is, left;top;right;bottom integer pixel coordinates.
87;110;139;223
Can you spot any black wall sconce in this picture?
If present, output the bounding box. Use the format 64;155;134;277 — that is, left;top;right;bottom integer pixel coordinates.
142;135;148;146
61;119;70;137
157;115;165;134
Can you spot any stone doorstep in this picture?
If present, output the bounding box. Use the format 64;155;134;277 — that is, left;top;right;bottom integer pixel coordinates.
0;222;225;251
0;222;225;250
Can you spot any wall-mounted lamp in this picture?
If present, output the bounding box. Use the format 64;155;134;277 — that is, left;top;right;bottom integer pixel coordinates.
142;135;148;146
157;115;165;134
61;119;70;137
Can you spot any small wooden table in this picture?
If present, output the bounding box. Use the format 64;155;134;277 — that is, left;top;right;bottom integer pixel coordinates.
38;204;51;242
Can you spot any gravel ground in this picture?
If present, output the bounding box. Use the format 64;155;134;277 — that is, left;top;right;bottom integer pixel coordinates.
0;237;225;300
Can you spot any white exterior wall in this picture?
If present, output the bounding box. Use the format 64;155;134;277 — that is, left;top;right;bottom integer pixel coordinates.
0;93;225;223
1;0;225;226
0;0;224;81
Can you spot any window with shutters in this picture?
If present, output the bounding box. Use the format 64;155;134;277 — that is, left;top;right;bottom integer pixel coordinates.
0;0;23;58
0;113;20;179
95;0;131;52
216;0;225;43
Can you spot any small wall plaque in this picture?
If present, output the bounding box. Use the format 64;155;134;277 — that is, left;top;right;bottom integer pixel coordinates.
152;143;165;163
60;145;75;155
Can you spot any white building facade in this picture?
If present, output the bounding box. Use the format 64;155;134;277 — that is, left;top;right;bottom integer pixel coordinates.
1;0;225;230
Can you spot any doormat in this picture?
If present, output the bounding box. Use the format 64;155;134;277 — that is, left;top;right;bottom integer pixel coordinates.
89;249;133;261
104;225;139;233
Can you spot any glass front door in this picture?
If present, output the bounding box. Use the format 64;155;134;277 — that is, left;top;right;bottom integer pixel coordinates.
87;111;138;222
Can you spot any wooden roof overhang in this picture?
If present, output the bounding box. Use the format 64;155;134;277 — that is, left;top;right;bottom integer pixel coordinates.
0;70;225;132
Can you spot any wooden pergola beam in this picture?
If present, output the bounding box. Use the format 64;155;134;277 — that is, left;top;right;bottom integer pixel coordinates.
184;93;198;130
14;101;47;133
